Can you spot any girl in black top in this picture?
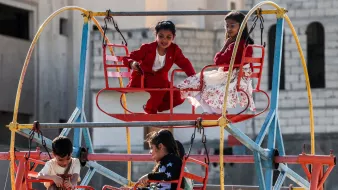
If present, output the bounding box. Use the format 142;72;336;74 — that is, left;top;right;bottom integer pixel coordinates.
137;129;184;190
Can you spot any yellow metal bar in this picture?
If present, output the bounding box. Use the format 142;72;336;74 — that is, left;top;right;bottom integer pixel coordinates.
16;124;33;130
219;124;225;187
11;6;87;124
261;10;277;14
201;120;219;127
284;15;315;155
261;9;287;15
9;130;15;190
91;17;132;186
9;6;88;189
92;12;107;17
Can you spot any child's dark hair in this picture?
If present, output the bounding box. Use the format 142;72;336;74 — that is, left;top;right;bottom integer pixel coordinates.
155;20;176;36
225;11;254;44
146;129;180;171
146;129;179;157
52;136;73;158
175;140;185;160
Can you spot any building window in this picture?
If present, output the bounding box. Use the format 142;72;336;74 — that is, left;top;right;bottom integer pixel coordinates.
0;3;30;40
230;2;236;10
60;18;68;36
306;22;325;88
127;31;133;38
141;30;148;38
268;24;285;90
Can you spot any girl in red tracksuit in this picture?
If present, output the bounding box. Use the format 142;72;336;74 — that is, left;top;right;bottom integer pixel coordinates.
123;21;196;114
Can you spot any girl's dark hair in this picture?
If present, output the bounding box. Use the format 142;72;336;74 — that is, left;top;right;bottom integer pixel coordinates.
52;136;73;158
146;129;180;171
225;11;254;44
155;20;176;36
146;129;179;157
175;140;185;160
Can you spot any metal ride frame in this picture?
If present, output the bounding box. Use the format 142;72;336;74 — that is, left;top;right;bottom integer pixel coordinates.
3;1;336;190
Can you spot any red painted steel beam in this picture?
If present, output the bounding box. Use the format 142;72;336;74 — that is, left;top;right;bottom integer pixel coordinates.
87;154;256;163
275;155;336;165
15;159;25;190
1;151;335;165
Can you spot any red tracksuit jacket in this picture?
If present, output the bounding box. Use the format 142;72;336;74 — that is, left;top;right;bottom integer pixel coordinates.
123;41;196;113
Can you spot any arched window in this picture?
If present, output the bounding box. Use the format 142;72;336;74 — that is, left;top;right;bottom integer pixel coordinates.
306;22;325;88
268;24;285;90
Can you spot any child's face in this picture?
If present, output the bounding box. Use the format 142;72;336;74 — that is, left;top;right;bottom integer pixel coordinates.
54;154;72;168
225;19;240;38
149;143;166;162
156;29;174;50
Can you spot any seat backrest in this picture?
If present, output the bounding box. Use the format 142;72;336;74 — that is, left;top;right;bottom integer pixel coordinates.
102;185;121;190
177;157;208;190
103;44;130;88
237;44;265;91
24;159;53;190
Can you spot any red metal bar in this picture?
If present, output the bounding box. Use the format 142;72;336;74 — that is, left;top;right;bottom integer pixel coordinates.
75;186;95;190
310;164;322;190
103;44;109;89
86;154;255;163
15;159;25;190
319;167;324;190
178;157;208;190
1;151;336;165
102;185;120;190
186;157;209;167
301;164;311;181
103;87;194;92
0;151;255;163
317;165;334;189
27;179;53;183
183;172;204;183
108;113;259;123
299;154;336;165
275;155;336;165
102;43;130;90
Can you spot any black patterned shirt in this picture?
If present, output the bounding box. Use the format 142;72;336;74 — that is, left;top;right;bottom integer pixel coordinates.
140;153;183;190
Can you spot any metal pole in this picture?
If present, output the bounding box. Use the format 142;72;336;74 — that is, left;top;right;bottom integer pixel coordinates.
279;164;310;188
265;17;285;189
73;17;90;149
224;123;270;160
33;120;197;129
106;10;248;16
3;150;334;164
91;9;283;17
